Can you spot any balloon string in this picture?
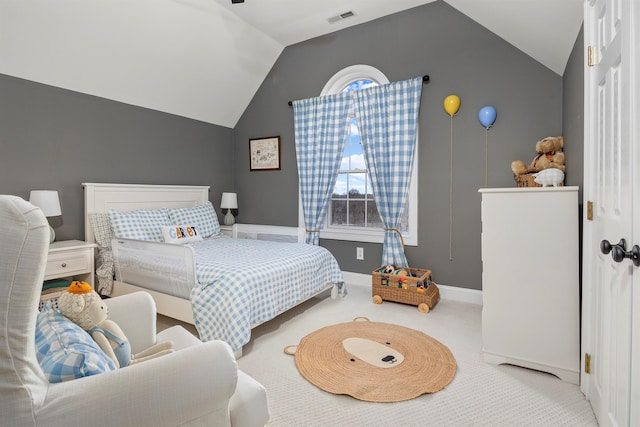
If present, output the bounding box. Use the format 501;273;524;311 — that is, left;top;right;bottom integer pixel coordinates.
449;116;454;261
485;129;488;187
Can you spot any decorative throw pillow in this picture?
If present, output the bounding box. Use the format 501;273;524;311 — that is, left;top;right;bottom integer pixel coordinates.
95;250;115;296
109;208;171;242
167;202;220;238
35;304;117;383
88;213;114;250
88;213;116;295
161;225;203;244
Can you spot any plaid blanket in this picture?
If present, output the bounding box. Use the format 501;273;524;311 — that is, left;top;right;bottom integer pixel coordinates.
190;237;344;351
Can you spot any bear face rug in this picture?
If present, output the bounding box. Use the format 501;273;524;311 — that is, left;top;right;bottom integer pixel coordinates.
284;317;456;402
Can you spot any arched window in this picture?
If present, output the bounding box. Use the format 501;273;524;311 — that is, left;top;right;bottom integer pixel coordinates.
299;65;418;245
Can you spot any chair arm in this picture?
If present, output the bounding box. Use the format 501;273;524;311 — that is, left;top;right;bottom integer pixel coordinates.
105;291;157;354
38;340;238;427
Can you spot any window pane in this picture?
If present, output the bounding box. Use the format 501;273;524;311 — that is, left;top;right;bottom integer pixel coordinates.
349;173;367;197
333;175;348;198
330;199;347;225
348;200;366;226
368;201;382;228
343;80;376;92
342;118;365;171
348;143;366;170
366;176;374;199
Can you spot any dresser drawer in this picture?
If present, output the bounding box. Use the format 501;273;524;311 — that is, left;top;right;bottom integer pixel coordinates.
44;251;92;279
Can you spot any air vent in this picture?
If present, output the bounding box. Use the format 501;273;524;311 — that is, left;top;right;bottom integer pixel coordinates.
327;10;356;24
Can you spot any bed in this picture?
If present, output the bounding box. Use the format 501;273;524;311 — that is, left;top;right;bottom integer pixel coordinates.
82;183;345;353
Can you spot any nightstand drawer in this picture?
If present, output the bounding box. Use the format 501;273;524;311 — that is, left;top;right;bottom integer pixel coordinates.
44;251;91;279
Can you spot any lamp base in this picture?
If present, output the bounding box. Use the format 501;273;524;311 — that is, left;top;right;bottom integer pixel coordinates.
223;209;235;226
49;225;55;243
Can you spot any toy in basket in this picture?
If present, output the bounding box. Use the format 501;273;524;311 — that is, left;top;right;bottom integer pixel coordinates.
38;279;71;311
372;265;440;313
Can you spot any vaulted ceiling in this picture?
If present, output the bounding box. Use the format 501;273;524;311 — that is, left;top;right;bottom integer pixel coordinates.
0;0;583;128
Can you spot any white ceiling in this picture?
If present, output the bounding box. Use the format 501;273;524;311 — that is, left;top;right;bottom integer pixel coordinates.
214;0;584;76
0;0;583;128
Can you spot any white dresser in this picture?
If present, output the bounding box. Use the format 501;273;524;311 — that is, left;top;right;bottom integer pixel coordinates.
479;187;580;384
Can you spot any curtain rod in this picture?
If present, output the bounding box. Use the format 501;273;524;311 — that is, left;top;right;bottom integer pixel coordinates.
287;74;430;106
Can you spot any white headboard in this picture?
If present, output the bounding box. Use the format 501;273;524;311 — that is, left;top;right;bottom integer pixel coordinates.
82;183;210;244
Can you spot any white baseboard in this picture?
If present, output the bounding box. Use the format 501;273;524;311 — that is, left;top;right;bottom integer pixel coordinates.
341;271;483;306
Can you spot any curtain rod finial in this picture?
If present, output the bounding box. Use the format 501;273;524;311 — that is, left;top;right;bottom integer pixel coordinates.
422;75;430;84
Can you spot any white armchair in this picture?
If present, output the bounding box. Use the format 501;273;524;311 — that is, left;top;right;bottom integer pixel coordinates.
0;195;269;427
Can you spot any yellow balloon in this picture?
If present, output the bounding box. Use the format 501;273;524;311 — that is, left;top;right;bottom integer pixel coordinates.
443;95;461;117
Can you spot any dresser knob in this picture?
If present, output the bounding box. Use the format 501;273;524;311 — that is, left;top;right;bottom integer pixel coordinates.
61;263;67;268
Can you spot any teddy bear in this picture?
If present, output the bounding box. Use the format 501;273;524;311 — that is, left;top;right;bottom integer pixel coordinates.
511;136;565;177
57;281;174;368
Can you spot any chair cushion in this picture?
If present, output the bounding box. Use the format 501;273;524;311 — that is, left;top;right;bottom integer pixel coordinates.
35;305;117;383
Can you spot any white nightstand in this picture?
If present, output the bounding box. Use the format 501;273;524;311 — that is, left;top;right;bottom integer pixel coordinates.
219;224;236;237
44;240;97;287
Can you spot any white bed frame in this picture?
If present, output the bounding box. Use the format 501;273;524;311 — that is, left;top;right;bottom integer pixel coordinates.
82;183;333;330
84;183;210;324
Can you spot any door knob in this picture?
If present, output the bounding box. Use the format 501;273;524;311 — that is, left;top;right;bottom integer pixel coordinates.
600;238;640;266
600;239;625;255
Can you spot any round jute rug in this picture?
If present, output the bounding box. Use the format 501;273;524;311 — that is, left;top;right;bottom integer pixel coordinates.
284;318;456;402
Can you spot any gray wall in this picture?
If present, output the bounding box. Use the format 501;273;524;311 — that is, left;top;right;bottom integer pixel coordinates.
0;74;235;241
562;26;585;196
0;1;584;293
562;27;585;282
233;1;567;290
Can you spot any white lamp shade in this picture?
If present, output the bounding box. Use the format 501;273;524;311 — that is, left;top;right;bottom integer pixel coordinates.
220;192;238;210
29;190;62;217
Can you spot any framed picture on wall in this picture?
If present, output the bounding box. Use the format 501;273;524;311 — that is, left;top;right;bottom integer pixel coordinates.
249;136;281;171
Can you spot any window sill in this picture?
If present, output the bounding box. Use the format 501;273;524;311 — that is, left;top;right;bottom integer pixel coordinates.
320;227;417;246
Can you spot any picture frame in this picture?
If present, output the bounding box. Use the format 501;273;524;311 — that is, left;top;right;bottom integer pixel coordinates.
249;136;281;171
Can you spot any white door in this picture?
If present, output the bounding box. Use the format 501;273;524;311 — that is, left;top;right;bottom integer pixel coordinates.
582;0;639;426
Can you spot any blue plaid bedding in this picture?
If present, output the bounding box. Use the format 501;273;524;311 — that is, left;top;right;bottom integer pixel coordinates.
189;237;343;351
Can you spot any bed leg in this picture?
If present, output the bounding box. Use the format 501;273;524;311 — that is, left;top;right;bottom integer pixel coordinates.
331;282;347;299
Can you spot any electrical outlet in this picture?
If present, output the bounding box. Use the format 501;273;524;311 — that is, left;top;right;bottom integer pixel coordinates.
356;247;364;260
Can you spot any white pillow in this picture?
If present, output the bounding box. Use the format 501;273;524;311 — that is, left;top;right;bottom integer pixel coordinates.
109;208;171;242
161;225;204;244
167;202;220;238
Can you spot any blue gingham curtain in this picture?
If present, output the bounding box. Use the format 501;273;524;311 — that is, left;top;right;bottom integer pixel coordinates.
293;92;352;245
353;77;422;267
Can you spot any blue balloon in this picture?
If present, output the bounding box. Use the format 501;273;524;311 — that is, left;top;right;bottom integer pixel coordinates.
478;106;497;129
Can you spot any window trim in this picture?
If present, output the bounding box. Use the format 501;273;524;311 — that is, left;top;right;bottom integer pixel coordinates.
298;64;418;246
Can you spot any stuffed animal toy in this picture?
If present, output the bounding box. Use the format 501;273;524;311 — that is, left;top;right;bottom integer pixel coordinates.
382;265;396;275
57;281;174;368
533;168;565;187
511;136;565;177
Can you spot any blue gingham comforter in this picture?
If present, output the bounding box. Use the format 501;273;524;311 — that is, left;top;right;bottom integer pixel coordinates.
189;237;343;351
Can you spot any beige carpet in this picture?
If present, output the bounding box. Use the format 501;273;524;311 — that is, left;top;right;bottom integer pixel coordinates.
159;283;598;426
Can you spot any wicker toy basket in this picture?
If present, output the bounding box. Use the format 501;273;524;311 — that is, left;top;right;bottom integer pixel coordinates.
372;266;440;313
515;173;541;187
514;173;564;188
38;279;70;311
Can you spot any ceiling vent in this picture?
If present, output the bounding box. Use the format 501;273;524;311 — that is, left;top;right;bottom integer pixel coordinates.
327;10;356;24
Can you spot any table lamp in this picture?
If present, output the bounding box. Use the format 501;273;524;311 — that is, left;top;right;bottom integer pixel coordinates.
220;192;238;226
29;190;61;243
